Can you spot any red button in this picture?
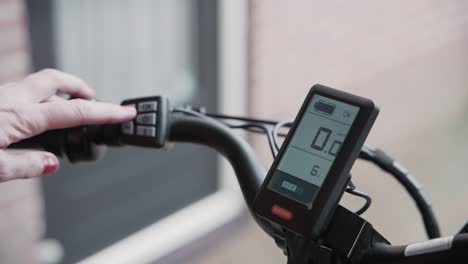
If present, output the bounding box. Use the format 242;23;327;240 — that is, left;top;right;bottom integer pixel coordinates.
271;205;293;221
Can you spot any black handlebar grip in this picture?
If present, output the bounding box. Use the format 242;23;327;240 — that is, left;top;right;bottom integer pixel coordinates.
8;124;123;163
64;126;107;162
8;129;67;157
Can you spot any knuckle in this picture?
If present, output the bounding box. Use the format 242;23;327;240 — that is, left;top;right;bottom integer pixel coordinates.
9;107;41;141
39;69;61;83
13;108;34;129
71;99;89;123
26;69;60;87
41;69;66;86
39;68;61;78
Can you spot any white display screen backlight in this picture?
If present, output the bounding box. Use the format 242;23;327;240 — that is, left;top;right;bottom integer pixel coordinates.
268;95;360;205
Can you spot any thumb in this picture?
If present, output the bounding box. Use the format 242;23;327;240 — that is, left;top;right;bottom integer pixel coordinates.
0;150;59;182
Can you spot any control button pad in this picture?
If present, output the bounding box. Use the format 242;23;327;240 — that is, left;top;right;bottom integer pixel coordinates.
120;96;169;148
121;100;158;138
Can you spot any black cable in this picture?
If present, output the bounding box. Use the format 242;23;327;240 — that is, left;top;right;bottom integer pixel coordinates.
228;123;277;157
347;180;356;190
172;108;210;119
236;126;267;135
346;188;372;215
205;113;281;126
205;113;292;158
272;121;293;151
346;179;372;215
173;108;280;158
359;145;441;239
173;109;276;153
228;123;288;138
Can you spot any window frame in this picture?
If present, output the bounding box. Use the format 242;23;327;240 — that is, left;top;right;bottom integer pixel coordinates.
26;0;248;263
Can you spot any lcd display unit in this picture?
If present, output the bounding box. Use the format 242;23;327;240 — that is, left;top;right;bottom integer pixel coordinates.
253;84;379;238
268;95;360;205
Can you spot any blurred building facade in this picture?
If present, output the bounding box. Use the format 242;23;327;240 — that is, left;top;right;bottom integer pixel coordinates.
191;1;468;263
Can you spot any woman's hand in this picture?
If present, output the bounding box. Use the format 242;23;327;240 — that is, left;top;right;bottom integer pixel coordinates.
0;69;136;182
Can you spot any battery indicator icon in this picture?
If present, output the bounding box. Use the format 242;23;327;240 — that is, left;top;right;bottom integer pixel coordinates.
314;101;335;115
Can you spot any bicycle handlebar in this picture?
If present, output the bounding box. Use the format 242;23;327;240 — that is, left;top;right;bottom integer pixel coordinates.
9;112;467;264
170;115;265;208
363;234;468;264
10;114;278;238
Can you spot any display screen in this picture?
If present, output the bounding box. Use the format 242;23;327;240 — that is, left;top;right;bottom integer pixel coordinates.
268;95;360;205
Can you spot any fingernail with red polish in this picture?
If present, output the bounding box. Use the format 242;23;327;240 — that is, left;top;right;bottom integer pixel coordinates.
42;156;59;175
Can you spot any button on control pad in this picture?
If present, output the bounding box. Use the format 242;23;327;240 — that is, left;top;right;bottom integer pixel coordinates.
137;126;156;137
120;96;169;148
121;121;134;135
136;113;156;125
138;101;157;112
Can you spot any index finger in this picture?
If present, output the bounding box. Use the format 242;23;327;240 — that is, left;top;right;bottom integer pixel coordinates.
36;99;136;129
5;99;136;144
